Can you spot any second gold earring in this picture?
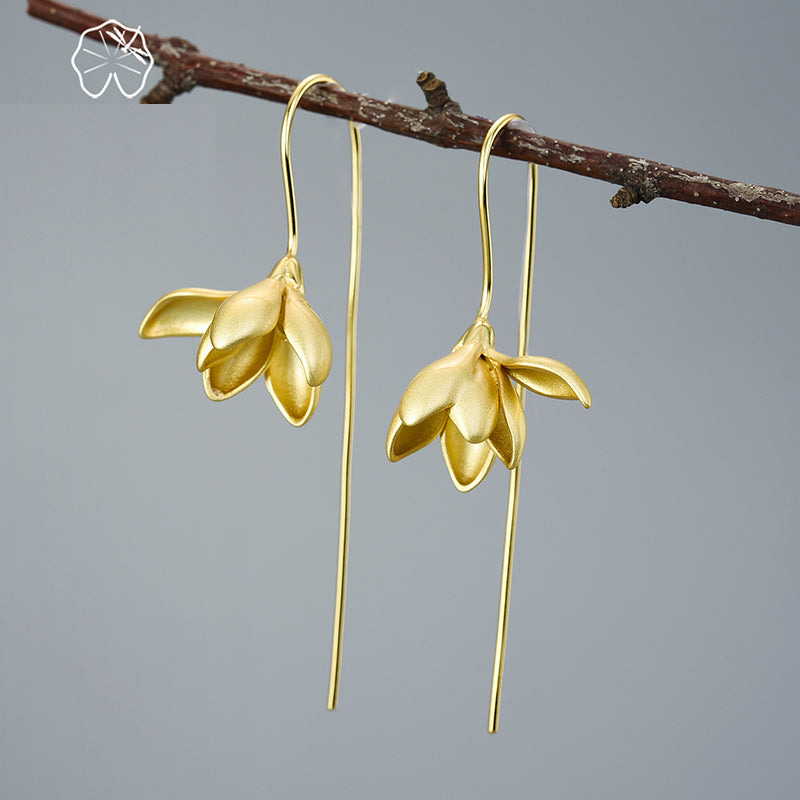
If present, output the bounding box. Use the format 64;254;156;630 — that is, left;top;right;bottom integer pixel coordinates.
386;113;591;732
138;74;363;711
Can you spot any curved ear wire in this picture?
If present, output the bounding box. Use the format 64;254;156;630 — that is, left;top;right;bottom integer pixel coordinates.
475;113;525;322
281;75;363;712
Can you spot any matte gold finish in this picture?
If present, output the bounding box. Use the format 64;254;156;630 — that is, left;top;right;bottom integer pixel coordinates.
138;288;236;338
139;74;363;711
385;113;591;731
140;260;332;416
385;116;590;489
385;317;588;491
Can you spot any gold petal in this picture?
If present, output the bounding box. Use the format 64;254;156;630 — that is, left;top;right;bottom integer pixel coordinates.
490;350;592;408
138;288;234;338
281;287;333;387
386;407;449;462
208;278;283;352
265;331;320;426
196;327;246;372
487;361;526;469
441;418;495;492
448;356;498;443
201;335;273;401
398;343;481;427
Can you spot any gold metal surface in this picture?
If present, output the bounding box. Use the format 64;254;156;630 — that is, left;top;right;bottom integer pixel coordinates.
328;114;363;712
139;74;363;712
489;147;536;736
386;116;590;491
385;113;591;731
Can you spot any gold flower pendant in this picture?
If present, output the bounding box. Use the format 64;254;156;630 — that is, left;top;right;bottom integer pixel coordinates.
139;254;332;426
387;318;590;491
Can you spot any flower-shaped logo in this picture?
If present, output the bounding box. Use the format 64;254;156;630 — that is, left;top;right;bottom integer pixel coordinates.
139;255;333;426
71;19;154;99
386;320;591;491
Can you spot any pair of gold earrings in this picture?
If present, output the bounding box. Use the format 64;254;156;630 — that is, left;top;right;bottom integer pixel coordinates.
138;74;591;733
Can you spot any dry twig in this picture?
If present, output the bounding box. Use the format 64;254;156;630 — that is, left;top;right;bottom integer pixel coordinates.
28;0;800;226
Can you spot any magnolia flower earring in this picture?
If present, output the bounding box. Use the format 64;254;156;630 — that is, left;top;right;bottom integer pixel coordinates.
386;114;591;731
139;74;363;710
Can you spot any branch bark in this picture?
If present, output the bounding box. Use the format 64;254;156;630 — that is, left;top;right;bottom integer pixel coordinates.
29;0;800;226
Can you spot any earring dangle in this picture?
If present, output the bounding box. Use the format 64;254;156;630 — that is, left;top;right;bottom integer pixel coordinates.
385;114;591;732
139;74;363;711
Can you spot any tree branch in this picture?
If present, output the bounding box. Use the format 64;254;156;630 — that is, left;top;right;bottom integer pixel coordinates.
29;0;800;226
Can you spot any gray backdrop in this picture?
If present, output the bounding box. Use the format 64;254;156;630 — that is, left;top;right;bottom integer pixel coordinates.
2;1;799;798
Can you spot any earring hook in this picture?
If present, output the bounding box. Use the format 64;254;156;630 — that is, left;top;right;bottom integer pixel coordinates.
476;113;529;322
280;74;363;712
281;73;353;260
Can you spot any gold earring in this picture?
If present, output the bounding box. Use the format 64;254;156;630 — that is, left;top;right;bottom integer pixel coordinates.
139;74;363;711
385;113;591;732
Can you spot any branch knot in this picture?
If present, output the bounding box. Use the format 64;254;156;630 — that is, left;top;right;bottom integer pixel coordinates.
416;71;461;115
141;38;199;104
610;180;658;209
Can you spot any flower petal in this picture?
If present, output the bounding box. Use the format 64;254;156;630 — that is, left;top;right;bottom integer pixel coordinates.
487;361;526;469
196;327;248;372
448;356;498;443
208;277;283;352
201;335;273;401
398;343;481;427
441;418;495;492
281;287;333;387
386;407;449;462
265;331;320;426
139;288;234;338
490;350;592;408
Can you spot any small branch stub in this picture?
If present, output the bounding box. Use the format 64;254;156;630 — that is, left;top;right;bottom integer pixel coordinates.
610;181;657;208
416;71;461;115
141;78;177;104
141;36;199;103
611;187;640;209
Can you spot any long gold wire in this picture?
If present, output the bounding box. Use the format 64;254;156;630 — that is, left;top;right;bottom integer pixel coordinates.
328;119;362;711
488;159;538;735
476;113;523;321
279;73;362;711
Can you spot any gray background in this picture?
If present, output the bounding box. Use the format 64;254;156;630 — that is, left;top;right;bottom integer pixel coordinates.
2;1;799;798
